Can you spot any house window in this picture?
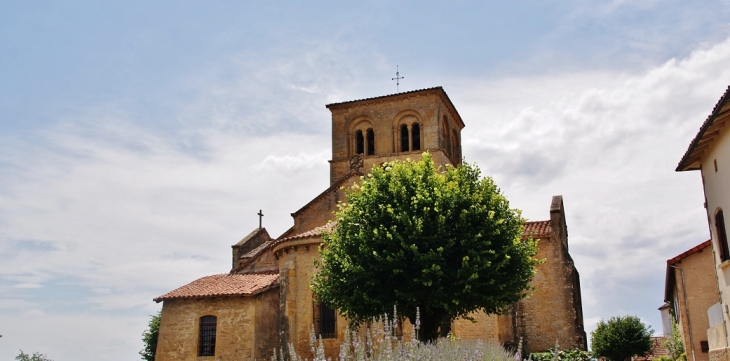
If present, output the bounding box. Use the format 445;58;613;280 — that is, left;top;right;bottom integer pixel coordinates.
198;315;217;356
701;340;709;353
314;302;336;339
716;210;730;262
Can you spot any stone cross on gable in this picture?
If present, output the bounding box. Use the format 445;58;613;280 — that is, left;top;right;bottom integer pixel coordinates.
257;209;264;229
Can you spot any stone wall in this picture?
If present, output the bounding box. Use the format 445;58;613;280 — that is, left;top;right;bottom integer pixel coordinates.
709;347;730;361
515;197;586;352
156;289;279;360
452;311;500;342
672;245;717;361
327;89;463;185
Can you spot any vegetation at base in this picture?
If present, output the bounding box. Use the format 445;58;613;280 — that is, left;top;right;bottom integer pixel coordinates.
15;350;53;361
529;346;592;361
591;315;653;361
311;153;539;342
659;321;686;361
271;309;518;361
140;310;161;361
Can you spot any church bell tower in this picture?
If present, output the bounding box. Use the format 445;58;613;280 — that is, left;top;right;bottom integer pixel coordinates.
325;86;465;185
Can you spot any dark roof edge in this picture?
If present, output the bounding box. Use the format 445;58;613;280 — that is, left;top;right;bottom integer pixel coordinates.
326;87;444;108
325;87;465;129
677;85;730;171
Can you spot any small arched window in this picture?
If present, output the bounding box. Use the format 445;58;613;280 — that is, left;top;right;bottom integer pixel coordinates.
356;130;365;155
716;210;730;262
442;120;451;156
451;130;459;161
366;129;375;156
411;123;420;151
400;124;409;152
198;315;217;356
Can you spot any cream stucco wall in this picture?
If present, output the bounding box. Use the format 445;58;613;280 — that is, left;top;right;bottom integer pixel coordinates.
699;124;730;360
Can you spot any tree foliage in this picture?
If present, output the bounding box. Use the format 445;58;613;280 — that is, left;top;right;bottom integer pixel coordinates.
15;350;53;361
662;320;686;361
311;153;539;341
140;310;161;361
591;315;654;361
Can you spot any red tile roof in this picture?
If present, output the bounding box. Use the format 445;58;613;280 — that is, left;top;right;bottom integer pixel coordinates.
272;223;336;248
523;221;551;238
667;239;711;265
634;337;668;361
153;271;278;302
273;220;551;249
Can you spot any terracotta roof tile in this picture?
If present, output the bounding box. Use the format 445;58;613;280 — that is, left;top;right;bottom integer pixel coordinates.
523;220;551;238
272;223;336;248
274;220;550;249
634;337;668;361
154;271;278;302
667;239;711;265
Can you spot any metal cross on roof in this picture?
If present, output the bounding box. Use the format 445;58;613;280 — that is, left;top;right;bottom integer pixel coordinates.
257;209;264;229
391;65;404;93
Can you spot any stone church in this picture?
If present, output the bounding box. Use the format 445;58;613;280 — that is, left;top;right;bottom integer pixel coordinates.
153;87;587;360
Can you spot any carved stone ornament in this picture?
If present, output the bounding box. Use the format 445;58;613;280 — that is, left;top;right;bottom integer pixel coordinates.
349;154;364;174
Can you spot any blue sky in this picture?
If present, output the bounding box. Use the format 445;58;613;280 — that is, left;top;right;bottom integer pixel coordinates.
2;1;730;360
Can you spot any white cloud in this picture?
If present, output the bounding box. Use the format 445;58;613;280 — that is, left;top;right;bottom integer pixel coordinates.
451;35;730;338
2;28;730;359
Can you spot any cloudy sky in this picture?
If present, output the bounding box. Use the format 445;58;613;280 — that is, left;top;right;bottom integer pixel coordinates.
2;1;730;359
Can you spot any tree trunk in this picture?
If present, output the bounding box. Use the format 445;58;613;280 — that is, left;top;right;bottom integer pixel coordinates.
417;309;447;343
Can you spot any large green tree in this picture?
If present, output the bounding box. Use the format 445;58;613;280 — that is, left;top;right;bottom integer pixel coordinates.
591;316;654;361
311;153;539;342
140;310;161;361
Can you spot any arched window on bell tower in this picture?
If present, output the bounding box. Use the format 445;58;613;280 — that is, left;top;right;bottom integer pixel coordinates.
400;124;409;152
366;128;375;155
412;123;420;151
355;130;365;155
442;118;451;157
350;118;377;157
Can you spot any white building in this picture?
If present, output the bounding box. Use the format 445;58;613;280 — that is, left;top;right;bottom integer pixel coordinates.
677;85;730;361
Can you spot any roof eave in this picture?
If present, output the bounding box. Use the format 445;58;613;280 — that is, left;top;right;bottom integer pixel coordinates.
677;85;730;172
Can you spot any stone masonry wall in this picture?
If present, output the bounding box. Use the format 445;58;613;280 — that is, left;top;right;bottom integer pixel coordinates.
328;90;462;185
156;290;278;361
452;311;500;342
517;208;586;353
673;246;717;361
